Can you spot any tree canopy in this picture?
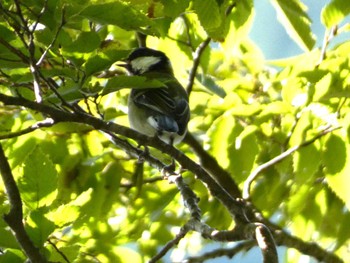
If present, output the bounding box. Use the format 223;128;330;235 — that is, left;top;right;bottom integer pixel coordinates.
0;0;350;262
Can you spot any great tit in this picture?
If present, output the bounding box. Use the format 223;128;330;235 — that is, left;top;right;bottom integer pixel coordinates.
119;47;190;145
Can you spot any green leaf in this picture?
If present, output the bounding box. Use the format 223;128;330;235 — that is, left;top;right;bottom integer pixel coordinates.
270;0;316;51
18;146;58;209
161;0;190;18
48;245;81;263
0;248;25;263
321;0;350;28
26;209;56;247
193;0;225;38
196;73;226;98
228;126;259;183
193;0;221;30
80;2;150;31
323;133;350;209
44;82;85;104
293;144;320;184
323;134;346;175
62;31;101;53
102;76;167;95
84;49;129;77
207;114;236;169
0;227;20;249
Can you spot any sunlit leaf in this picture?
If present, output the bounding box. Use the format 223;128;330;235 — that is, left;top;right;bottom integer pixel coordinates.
293;144;320;184
18;146;58;209
270;0;316;51
193;0;221;31
323;133;350;209
321;0;350;28
207;114;236;169
26;209;56;247
80;2;150;31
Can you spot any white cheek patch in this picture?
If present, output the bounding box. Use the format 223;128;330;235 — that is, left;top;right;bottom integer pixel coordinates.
131;56;161;74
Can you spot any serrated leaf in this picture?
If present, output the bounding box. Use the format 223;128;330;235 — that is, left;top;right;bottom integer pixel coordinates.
321;0;350;28
18;146;58;209
80;2;150;31
26;210;56;246
193;0;221;30
47;189;93;226
102;76;166;95
323;134;350;209
196;73;226;98
193;0;223;38
270;0;316;51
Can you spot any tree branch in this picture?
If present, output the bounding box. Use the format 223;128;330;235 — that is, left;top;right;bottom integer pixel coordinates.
186;240;255;263
253;223;278;263
0;144;47;262
0;92;248;224
186;37;211;95
0;93;342;263
149;225;189;263
242;125;341;199
184;132;241;198
0;118;54;140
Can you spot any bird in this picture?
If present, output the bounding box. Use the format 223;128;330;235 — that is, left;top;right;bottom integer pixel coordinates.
119;47;190;145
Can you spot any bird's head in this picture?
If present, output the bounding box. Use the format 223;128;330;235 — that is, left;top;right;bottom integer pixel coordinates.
119;47;174;75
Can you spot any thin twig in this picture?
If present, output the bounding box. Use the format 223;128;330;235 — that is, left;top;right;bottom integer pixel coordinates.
243;125;341;199
149;225;189;263
186;240;255;263
316;25;338;67
29;0;48;33
0;118;54;140
36;5;66;66
47;239;70;263
186;37;211;95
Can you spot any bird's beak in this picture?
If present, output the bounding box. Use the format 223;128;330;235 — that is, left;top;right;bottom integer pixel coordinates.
117;62;127;68
116;59;129;68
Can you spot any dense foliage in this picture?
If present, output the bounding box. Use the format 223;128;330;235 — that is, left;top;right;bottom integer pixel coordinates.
0;0;349;262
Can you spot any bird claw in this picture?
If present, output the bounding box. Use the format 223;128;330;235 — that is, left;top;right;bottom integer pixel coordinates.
161;159;177;178
137;146;149;163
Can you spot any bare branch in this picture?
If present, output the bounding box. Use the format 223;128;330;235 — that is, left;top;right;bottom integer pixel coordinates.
47;239;70;263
